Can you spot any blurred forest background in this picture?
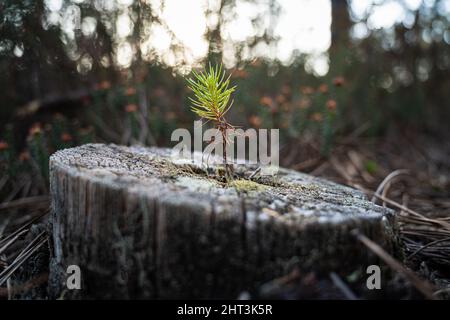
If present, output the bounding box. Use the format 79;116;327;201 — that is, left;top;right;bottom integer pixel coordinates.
0;0;449;220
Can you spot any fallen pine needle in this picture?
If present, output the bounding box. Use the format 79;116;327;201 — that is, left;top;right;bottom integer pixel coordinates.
351;229;436;300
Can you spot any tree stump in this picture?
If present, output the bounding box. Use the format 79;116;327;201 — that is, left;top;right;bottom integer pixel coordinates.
48;144;391;299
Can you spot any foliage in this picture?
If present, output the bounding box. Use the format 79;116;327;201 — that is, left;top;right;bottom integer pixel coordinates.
186;64;237;180
187;64;236;123
1;0;450;198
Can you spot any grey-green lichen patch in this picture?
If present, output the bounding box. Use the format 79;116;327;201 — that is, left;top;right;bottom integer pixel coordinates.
175;176;219;192
50;143;392;227
229;179;268;193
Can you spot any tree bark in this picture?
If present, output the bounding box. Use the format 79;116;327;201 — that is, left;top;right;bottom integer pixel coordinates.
331;0;351;50
48;144;391;299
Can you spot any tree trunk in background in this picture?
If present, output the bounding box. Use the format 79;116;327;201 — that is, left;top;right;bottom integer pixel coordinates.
329;0;352;76
206;0;226;65
331;0;351;50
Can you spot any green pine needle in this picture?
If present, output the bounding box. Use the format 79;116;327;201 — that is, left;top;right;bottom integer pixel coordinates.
186;64;236;121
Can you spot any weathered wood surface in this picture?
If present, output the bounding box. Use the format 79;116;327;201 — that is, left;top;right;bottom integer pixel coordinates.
49;143;392;299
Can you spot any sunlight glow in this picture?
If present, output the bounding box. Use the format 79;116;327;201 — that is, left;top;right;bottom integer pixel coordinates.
368;1;405;29
275;0;331;59
117;13;133;38
42;0;441;75
142;0;332;74
117;41;134;67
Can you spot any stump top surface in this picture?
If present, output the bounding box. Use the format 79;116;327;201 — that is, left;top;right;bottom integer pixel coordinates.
50;144;390;225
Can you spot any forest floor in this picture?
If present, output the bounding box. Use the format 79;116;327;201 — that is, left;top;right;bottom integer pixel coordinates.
0;128;449;299
276;127;450;299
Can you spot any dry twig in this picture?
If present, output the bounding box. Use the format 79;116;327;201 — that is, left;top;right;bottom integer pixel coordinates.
351;229;436;300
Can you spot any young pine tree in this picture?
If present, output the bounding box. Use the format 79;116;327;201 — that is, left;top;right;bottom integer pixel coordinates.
186;64;236;181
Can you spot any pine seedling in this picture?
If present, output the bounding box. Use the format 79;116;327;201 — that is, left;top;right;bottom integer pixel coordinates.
186;64;236;180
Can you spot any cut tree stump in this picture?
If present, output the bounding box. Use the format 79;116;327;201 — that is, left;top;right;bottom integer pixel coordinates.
48;143;392;299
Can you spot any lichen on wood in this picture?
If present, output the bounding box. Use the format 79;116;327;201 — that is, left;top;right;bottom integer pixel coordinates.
48;143;392;299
